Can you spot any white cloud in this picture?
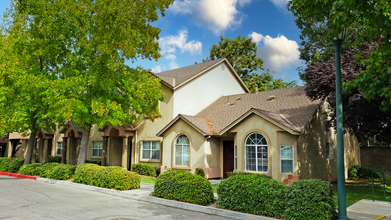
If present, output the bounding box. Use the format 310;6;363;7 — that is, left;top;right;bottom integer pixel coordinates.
165;54;177;60
254;33;300;71
269;0;289;9
248;32;264;46
169;61;179;70
169;0;252;35
159;30;202;55
151;65;162;73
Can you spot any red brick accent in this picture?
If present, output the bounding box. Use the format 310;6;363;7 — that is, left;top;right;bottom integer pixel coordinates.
284;175;301;185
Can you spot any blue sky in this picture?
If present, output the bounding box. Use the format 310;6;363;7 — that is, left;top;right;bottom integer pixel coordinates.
0;0;304;84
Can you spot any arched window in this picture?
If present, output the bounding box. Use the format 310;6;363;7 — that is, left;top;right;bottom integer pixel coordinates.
174;134;190;167
245;132;268;172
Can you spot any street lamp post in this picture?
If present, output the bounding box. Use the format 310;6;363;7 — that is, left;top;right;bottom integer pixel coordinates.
333;28;348;220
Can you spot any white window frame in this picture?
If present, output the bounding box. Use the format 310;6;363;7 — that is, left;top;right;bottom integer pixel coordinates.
174;134;190;167
280;146;294;174
141;141;161;160
326;142;334;159
92;141;103;157
245;132;268;173
56;142;63;156
234;145;237;170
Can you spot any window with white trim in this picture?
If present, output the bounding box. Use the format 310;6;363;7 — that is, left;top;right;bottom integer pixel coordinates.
326;142;334;159
174;134;190;167
92;141;103;157
280;146;294;174
142;141;160;160
56;142;63;156
245;132;268;172
234;145;237;170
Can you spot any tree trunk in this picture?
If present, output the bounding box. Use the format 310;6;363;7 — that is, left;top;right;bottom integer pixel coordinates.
24;128;38;165
77;125;90;166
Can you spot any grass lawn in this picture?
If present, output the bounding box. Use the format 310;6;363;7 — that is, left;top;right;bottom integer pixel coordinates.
211;184;218;193
139;175;157;184
333;174;391;207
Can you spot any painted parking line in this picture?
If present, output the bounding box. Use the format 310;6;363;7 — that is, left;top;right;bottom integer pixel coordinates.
347;210;387;219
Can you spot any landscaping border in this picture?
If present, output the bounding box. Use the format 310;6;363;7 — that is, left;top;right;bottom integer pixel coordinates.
0;171;36;180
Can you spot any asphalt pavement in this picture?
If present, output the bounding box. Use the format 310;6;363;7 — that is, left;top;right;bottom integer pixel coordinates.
0;175;231;220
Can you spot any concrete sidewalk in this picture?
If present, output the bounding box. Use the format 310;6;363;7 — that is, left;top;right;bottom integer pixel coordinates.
347;199;391;220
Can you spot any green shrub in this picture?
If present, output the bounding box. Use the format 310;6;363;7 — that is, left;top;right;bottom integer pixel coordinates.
131;163;155;176
195;167;205;178
85;160;101;166
94;166;140;190
155;167;161;177
8;158;24;173
348;164;379;180
217;172;286;217
154;170;214;205
50;164;76;180
0;157;12;171
227;171;272;179
18;163;42;176
283;179;337;220
48;156;62;163
40;162;60;178
73;163;103;185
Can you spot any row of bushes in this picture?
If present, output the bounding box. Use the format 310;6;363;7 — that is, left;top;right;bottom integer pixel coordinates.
73;163;140;190
18;162;76;180
0;157;25;173
216;172;336;220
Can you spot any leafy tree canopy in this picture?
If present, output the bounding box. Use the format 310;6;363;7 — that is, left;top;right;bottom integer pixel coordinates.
204;35;296;92
3;0;174;165
288;0;391;110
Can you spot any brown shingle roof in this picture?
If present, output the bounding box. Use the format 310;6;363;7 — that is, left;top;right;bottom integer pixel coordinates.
153;58;225;88
157;87;323;136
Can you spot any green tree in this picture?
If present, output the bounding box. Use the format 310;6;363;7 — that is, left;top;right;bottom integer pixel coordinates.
204;35;264;79
4;0;173;165
204;35;295;92
288;0;391;110
0;23;57;164
246;71;297;92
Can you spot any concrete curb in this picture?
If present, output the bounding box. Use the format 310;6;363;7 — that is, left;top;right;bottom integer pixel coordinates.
35;177;276;220
0;171;37;180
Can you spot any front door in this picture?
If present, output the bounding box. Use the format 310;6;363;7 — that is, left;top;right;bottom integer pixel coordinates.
223;141;234;179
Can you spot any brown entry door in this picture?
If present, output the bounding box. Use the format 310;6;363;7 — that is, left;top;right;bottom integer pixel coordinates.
223;141;235;179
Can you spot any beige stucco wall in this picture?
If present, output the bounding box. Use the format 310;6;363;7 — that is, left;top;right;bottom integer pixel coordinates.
173;62;247;116
297;101;360;182
161;119;209;173
228;113;298;182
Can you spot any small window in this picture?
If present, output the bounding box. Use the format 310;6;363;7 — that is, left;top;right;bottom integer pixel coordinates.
174;134;190;167
280;146;294;174
92;141;103;157
56;142;63;156
234;145;237;170
326;142;334;159
142;141;160;160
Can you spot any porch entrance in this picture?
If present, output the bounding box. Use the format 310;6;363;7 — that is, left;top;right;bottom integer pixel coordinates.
223;140;234;179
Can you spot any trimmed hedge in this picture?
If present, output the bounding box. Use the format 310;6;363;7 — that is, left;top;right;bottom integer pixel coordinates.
85;159;101;166
195;167;205;178
131;163;155;177
50;164;76;180
0;157;12;171
73;163;103;185
18;163;43;176
216;173;337;220
348;164;379;180
284;179;336;220
40;162;60;178
74;164;140;190
154;170;214;205
227;171;272;179
8;158;24;173
95;166;140;190
217;172;286;217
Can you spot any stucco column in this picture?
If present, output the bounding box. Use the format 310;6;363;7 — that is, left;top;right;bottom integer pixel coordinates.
61;137;68;164
122;136;129;169
76;138;81;163
42;139;49;163
7;141;13;158
38;138;43;163
101;136;108;166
